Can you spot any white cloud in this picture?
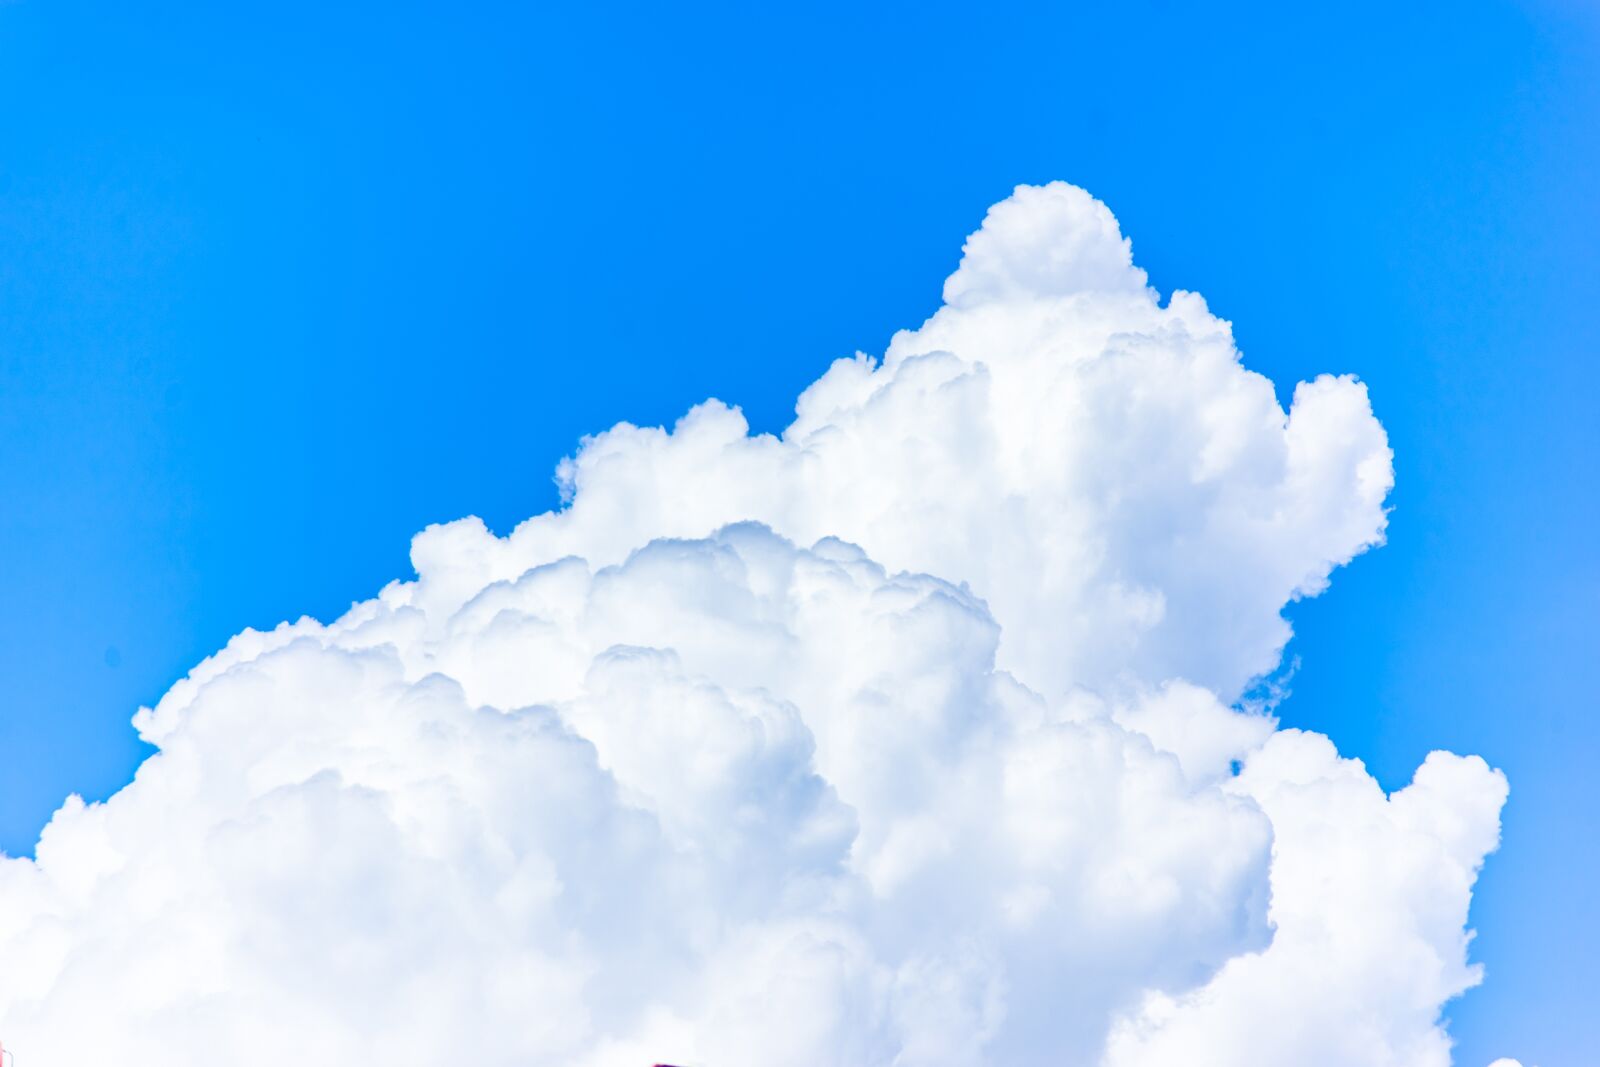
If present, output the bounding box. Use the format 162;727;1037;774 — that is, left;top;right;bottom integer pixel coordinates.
1104;734;1508;1067
0;183;1507;1066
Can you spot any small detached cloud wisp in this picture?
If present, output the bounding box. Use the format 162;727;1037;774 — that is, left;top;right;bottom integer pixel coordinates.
0;184;1513;1066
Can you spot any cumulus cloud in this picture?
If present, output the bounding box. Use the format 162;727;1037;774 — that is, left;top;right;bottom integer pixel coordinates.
0;183;1507;1066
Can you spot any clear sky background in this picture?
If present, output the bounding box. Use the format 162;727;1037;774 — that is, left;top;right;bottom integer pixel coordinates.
0;2;1594;1063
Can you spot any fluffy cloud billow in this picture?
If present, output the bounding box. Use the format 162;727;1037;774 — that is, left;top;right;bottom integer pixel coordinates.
0;183;1510;1066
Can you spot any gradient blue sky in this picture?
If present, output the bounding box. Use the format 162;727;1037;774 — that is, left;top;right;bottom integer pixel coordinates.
1;2;1594;1063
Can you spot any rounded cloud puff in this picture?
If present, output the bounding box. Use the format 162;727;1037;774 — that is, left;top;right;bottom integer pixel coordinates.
0;184;1506;1066
448;182;1393;702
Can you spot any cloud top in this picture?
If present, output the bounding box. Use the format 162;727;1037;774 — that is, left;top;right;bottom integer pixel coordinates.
943;182;1146;304
426;181;1392;702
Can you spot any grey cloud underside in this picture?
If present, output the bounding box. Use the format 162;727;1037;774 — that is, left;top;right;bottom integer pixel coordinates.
0;183;1508;1067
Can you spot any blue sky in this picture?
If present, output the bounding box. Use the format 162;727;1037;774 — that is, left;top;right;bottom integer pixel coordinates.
0;1;1594;1063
